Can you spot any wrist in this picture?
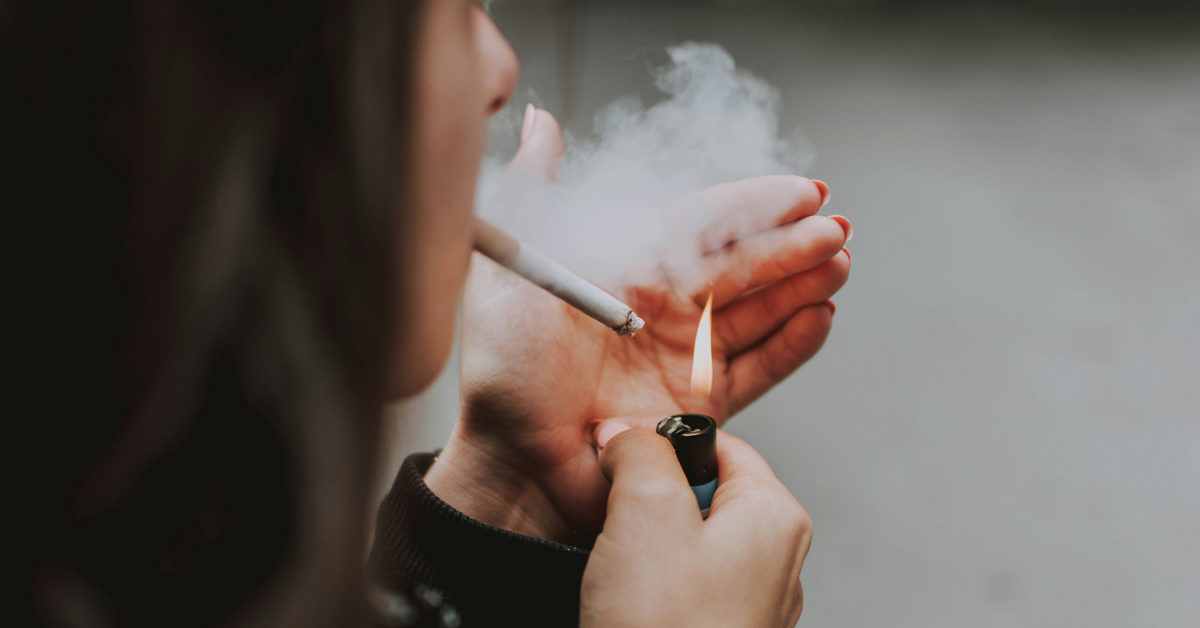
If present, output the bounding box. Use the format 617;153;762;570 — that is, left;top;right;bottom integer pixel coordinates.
424;428;575;543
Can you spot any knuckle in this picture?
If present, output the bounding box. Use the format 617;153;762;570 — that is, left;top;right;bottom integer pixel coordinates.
763;491;812;540
795;509;814;541
782;498;812;533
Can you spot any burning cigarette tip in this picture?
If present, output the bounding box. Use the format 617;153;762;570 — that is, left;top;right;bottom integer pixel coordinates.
615;312;645;337
474;217;643;339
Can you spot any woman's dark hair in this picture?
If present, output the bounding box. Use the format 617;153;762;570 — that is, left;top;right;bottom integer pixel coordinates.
10;1;421;625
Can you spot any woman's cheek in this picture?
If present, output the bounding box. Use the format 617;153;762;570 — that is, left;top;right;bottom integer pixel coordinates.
395;0;488;394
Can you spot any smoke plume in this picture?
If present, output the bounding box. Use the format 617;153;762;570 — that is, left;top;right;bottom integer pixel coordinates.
478;43;813;279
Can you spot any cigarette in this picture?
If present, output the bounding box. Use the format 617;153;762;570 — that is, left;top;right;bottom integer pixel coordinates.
473;217;644;337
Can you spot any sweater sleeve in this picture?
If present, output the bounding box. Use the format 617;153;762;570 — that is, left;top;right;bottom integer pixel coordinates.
367;453;591;627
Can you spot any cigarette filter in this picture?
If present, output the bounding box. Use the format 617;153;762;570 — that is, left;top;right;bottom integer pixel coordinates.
656;414;718;518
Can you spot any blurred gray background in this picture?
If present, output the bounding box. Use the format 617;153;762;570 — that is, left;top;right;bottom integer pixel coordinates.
377;1;1200;626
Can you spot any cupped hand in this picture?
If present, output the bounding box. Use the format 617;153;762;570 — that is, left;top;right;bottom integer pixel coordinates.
425;108;851;538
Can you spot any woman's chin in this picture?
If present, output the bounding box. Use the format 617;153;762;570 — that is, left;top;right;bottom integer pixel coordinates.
387;330;455;401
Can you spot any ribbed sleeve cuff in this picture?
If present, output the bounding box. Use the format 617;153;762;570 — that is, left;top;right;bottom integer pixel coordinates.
367;452;590;627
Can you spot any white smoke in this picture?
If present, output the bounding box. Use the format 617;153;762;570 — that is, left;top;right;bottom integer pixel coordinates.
477;43;814;279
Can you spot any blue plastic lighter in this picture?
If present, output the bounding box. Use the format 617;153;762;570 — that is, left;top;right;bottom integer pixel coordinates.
656;414;719;518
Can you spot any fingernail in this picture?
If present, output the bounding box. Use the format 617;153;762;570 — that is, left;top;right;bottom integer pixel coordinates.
842;246;851;264
826;300;837;316
595;421;632;450
812;180;831;207
520;104;537;143
829;215;853;243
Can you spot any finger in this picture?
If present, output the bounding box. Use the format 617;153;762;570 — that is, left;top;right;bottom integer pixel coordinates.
507;106;564;181
708;433;812;555
598;428;701;527
713;430;780;487
693;214;848;307
706;431;795;522
592;416;662;445
715;248;850;354
594;420;632;449
706;433;814;622
676;176;829;254
725;303;833;414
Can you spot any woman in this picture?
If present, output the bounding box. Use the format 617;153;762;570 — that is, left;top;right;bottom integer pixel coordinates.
15;0;850;626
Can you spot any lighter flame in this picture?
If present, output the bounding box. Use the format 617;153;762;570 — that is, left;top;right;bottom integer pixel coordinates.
690;290;714;398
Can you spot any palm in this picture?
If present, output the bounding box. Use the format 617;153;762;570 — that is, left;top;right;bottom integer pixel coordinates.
459;176;849;531
463;259;728;434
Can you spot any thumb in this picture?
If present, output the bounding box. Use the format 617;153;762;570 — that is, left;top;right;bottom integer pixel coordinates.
598;426;700;526
507;105;564;181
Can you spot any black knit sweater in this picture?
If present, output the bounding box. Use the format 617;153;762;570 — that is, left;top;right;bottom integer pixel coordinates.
368;453;592;627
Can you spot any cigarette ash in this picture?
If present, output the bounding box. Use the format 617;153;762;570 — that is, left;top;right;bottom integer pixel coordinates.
615;312;645;337
477;43;814;281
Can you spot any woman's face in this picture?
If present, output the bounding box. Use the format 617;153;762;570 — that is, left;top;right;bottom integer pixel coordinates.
392;0;518;397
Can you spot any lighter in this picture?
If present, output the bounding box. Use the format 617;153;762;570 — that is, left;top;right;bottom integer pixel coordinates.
656;413;718;518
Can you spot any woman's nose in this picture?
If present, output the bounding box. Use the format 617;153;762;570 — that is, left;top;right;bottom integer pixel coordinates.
474;8;519;116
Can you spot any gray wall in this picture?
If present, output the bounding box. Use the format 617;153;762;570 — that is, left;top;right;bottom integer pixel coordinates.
377;2;1200;626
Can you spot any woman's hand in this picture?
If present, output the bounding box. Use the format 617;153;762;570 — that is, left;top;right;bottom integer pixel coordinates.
425;109;850;538
581;427;811;628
